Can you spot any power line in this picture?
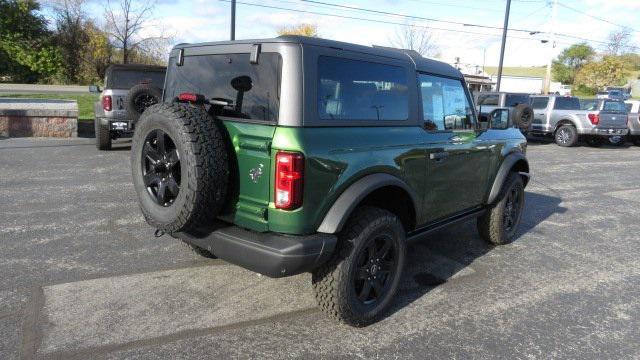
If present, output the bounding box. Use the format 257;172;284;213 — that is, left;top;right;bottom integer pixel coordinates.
557;2;640;33
220;0;638;50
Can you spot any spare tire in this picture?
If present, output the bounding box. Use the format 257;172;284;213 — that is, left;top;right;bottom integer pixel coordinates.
131;103;229;233
125;83;162;123
512;104;533;131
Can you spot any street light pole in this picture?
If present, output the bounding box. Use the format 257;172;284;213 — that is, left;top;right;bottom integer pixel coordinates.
496;0;512;92
230;0;236;41
543;0;558;94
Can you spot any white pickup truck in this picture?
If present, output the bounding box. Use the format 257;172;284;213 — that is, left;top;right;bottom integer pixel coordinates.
529;95;629;147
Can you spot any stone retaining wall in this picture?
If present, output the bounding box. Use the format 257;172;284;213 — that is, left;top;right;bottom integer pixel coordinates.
0;99;78;138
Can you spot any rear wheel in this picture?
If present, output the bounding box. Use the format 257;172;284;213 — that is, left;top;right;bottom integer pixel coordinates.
555;125;578;147
95;118;111;150
131;103;229;234
312;207;406;327
478;173;525;245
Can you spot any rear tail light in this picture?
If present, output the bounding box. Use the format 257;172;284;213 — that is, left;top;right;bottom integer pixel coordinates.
102;95;112;111
588;113;599;125
177;92;205;104
275;151;304;210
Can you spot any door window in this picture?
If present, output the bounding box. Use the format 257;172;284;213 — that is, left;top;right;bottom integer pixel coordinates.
419;74;476;131
317;56;409;121
530;97;549;109
553;97;580;110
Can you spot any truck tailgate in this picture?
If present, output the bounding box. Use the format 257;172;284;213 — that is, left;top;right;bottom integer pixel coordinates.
598;111;627;128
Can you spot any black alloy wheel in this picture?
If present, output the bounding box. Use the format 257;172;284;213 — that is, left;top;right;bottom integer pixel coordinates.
503;185;522;234
353;234;397;305
142;129;181;207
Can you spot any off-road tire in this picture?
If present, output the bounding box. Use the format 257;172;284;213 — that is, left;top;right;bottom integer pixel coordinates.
312;206;406;327
555;125;578;147
125;83;162;123
478;172;525;245
131;103;229;233
512;104;533;131
95;117;112;150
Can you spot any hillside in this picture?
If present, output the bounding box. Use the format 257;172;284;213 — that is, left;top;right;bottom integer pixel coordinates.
483;66;547;78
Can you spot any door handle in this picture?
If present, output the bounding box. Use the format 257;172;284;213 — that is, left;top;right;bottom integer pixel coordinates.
430;151;449;161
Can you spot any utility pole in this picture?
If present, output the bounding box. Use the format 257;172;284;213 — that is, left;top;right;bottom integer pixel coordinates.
496;0;511;92
543;0;558;94
230;0;236;41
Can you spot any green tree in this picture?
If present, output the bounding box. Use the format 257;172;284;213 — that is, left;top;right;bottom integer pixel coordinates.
0;0;62;82
52;0;89;83
551;43;595;84
575;56;629;91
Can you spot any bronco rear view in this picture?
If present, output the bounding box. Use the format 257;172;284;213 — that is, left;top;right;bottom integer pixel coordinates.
131;36;530;326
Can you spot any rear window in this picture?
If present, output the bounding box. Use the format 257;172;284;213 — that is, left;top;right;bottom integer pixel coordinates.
505;94;529;107
477;94;498;106
580;99;597;111
108;70;165;89
164;53;282;122
553;97;580;110
603;101;627;112
530;97;549;109
317;56;409;121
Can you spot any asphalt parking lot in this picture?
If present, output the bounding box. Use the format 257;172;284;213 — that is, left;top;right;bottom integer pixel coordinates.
1;137;639;359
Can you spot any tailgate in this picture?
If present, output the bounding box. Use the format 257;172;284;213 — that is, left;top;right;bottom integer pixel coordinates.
598;112;627;128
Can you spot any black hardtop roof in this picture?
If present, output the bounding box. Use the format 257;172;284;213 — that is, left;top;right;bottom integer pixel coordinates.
105;64;166;75
173;36;462;79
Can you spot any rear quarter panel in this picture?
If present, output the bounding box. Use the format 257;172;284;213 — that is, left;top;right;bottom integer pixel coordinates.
267;126;426;235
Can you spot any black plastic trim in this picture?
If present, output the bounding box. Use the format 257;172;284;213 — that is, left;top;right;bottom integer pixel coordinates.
487;152;529;204
407;207;485;242
176;225;337;278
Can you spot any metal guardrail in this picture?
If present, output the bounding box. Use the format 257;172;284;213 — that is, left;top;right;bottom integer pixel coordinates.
0;83;89;94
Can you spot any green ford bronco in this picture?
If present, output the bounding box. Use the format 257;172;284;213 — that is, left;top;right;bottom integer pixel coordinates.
131;36;530;326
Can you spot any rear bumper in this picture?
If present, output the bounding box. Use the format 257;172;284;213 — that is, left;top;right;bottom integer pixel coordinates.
589;128;628;136
176;225;337;278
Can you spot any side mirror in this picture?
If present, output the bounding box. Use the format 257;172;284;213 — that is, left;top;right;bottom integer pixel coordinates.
88;85;101;93
489;108;510;130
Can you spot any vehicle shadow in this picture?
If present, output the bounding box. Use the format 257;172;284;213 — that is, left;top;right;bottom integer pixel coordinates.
382;191;566;320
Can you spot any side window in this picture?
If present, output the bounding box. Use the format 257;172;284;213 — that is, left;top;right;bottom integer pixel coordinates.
553;97;580;110
478;95;499;106
317;56;409;121
530;97;549;110
419;74;475;131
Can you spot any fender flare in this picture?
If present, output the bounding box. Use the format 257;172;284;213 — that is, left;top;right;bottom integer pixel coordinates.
487;152;530;205
317;173;419;234
553;118;578;133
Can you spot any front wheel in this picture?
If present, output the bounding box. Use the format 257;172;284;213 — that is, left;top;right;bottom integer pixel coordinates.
312;207;406;327
478;172;525;245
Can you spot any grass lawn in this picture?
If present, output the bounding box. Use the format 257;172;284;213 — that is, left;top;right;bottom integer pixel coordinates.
0;93;98;121
483;66;547;78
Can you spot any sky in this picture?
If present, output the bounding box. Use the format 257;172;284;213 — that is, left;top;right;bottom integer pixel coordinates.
43;0;640;71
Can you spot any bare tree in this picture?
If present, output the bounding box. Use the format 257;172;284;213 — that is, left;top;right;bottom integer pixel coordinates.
390;23;440;58
104;0;170;64
606;28;633;55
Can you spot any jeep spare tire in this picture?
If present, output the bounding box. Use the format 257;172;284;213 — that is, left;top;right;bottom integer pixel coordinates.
512;104;533;131
125;83;162;123
131;103;229;234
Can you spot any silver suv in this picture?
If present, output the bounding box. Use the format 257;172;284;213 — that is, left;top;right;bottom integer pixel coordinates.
91;64;166;150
